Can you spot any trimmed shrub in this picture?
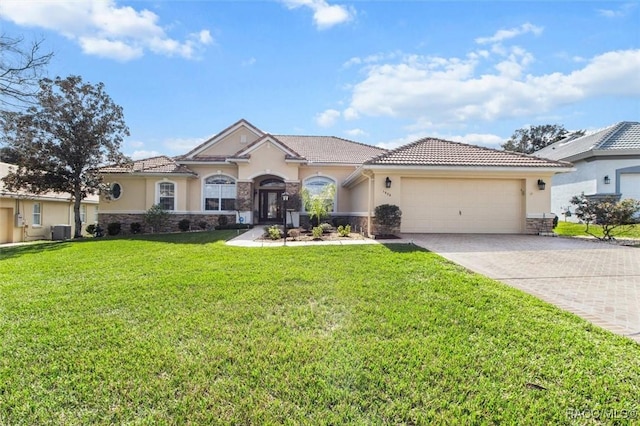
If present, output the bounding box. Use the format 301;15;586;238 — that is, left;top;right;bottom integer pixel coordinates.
107;222;121;236
130;222;142;234
86;224;96;235
144;204;170;233
374;204;402;235
218;215;229;226
197;221;208;230
320;222;332;233
287;228;300;240
337;224;351;237
312;226;323;239
178;219;191;232
267;225;282;240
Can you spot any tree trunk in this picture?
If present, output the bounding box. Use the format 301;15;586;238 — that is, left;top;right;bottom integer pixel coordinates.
73;187;83;238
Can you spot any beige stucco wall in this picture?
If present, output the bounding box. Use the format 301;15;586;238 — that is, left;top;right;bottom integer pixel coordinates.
101;175;192;212
238;142;300;181
0;197;98;243
199;128;260;157
347;177;371;213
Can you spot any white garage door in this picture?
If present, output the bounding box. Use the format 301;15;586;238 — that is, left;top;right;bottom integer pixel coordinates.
620;173;640;202
401;178;523;233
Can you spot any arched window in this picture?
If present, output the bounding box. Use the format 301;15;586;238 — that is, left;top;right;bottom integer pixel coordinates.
303;176;336;212
204;175;236;211
157;182;175;210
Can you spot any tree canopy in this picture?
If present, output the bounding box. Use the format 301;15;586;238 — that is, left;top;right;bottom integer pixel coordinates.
0;34;53;110
501;124;584;154
0;75;130;237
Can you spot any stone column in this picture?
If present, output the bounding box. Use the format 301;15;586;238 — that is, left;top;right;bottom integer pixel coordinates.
236;181;253;211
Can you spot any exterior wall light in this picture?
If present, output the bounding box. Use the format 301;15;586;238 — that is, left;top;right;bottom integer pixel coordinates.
604;175;611;184
385;177;392;188
537;179;546;190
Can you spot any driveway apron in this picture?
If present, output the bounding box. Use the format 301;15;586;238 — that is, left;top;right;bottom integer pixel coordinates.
401;234;640;343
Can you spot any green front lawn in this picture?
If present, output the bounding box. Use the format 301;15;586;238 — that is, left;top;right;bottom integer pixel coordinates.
555;221;640;239
1;232;638;424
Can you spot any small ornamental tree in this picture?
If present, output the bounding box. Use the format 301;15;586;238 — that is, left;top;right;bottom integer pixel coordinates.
301;183;336;227
144;204;170;233
570;194;640;240
374;204;402;236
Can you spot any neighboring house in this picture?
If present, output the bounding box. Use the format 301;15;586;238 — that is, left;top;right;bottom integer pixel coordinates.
98;119;572;235
534;121;640;221
0;162;99;244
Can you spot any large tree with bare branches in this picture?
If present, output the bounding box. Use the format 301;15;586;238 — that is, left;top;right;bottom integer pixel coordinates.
1;75;130;238
0;34;53;110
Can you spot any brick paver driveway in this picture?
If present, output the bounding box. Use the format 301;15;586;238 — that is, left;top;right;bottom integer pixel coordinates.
401;234;640;343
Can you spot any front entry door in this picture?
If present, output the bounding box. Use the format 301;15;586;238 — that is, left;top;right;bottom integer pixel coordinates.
259;190;283;223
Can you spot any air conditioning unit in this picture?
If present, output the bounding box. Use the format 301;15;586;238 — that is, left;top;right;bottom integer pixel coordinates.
51;225;71;241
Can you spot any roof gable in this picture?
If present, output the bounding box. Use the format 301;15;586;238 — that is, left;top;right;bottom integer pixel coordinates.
229;134;305;161
534;121;640;161
180;118;264;160
366;137;571;168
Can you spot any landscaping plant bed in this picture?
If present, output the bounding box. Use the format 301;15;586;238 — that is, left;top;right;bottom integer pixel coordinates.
259;228;366;242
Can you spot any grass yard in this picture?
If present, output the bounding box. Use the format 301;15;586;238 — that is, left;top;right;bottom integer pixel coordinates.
1;231;639;424
555;221;640;239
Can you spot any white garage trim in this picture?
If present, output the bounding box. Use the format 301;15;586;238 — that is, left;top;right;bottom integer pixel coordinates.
400;178;524;233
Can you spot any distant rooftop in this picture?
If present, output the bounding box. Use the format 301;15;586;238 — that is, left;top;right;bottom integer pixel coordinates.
99;156;197;175
534;121;640;161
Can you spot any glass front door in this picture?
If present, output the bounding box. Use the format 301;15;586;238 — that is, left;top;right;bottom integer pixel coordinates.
259;190;282;223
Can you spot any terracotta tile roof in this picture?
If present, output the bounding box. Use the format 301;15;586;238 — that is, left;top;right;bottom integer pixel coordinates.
274;135;387;164
366;137;571;168
534;121;640;161
99;156;197;175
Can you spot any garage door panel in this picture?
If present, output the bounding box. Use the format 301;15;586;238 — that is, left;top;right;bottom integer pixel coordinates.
401;178;523;233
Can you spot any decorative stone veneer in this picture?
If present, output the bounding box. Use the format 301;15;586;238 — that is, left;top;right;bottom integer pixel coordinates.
236;182;253;212
525;217;555;235
99;213;237;234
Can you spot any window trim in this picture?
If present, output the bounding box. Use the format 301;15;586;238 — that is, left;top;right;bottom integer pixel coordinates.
32;202;42;227
156;180;177;211
110;182;123;200
202;174;237;212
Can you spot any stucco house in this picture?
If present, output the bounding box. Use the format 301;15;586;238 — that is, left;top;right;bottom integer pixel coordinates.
534;121;640;221
98;119;572;235
0;162;99;244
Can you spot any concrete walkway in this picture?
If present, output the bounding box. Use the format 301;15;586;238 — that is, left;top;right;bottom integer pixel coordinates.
402;234;640;343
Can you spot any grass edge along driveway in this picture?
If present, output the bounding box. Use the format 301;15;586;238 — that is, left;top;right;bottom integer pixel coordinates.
1;231;639;424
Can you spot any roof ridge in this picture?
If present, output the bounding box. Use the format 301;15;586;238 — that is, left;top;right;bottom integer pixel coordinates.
274;134;387;151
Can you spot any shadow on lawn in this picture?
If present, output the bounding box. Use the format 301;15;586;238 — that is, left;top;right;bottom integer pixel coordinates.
0;240;70;260
381;242;430;253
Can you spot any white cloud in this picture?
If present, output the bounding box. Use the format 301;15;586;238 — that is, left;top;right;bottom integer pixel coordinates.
597;2;637;18
281;0;354;29
130;150;161;160
376;130;504;150
242;57;257;67
345;34;640;127
315;109;341;127
475;23;543;45
345;128;367;137
0;0;212;61
163;137;206;153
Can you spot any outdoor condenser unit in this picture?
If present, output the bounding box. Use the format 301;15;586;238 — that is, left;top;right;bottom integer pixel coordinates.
51;225;71;240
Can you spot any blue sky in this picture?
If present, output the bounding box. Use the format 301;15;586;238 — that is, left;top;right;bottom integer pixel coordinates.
1;1;639;159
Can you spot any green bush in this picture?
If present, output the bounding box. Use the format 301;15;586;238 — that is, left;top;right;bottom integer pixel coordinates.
178;219;191;232
267;225;282;240
320;222;333;233
218;215;229;226
197;221;208;230
130;222;142;234
86;224;96;235
337;224;351;237
374;204;402;235
107;222;121;236
312;226;323;239
144;204;170;233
